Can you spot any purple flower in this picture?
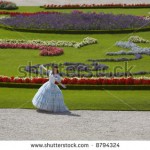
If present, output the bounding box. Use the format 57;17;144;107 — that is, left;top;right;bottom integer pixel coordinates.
0;12;149;31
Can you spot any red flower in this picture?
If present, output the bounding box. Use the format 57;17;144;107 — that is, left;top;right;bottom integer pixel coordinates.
0;43;64;56
1;76;11;82
43;3;150;9
24;78;31;83
1;75;150;85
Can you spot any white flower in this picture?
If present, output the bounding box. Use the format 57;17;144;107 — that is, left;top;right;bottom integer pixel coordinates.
128;36;149;43
0;37;98;49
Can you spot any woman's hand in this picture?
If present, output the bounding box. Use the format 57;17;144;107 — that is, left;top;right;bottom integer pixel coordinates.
39;64;44;68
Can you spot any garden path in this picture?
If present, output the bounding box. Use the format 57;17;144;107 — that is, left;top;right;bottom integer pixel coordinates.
0;109;150;140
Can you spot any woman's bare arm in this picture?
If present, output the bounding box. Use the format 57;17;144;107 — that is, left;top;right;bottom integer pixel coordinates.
39;64;47;71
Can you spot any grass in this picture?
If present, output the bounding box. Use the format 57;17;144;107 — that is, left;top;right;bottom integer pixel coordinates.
0;28;150;77
0;8;149;77
0;87;150;110
0;6;150;16
0;7;150;110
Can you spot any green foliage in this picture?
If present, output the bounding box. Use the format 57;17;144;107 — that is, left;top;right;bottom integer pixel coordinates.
0;1;18;10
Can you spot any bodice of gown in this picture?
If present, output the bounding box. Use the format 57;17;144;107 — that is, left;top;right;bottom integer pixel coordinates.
48;70;61;84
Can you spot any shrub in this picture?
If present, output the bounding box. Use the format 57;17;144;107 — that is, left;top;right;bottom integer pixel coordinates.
0;1;17;10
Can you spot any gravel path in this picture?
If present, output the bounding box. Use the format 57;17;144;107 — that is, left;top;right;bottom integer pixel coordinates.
0;109;150;140
4;0;150;6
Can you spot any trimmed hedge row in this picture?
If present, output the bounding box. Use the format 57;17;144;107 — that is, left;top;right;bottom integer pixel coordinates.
1;82;150;90
0;25;150;34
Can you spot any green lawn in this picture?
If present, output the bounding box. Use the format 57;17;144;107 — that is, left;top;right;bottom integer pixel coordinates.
0;28;150;77
0;87;150;110
0;8;149;78
0;6;150;16
0;7;150;110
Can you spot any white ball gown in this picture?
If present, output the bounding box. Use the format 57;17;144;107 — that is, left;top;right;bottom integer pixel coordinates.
32;67;69;113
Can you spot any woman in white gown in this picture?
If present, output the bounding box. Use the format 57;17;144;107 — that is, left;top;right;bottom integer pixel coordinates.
32;65;69;113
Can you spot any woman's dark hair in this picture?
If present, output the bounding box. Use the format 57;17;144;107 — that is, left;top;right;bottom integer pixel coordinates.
52;66;59;74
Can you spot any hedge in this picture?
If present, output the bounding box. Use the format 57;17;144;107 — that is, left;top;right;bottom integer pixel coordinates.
0;24;150;34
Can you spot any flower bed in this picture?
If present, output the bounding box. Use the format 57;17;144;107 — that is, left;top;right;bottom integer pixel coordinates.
88;54;142;62
43;3;150;9
128;36;149;43
24;62;150;78
1;75;150;85
25;62;109;77
0;37;97;56
0;11;61;16
0;43;64;56
0;11;149;31
39;46;63;56
0;1;17;10
0;37;97;48
106;41;150;55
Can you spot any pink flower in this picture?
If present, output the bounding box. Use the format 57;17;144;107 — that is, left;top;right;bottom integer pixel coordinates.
0;43;64;56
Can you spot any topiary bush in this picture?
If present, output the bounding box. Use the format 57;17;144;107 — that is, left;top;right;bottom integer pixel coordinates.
0;1;18;10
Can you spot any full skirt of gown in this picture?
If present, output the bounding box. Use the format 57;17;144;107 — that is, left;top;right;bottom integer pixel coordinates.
32;81;69;112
